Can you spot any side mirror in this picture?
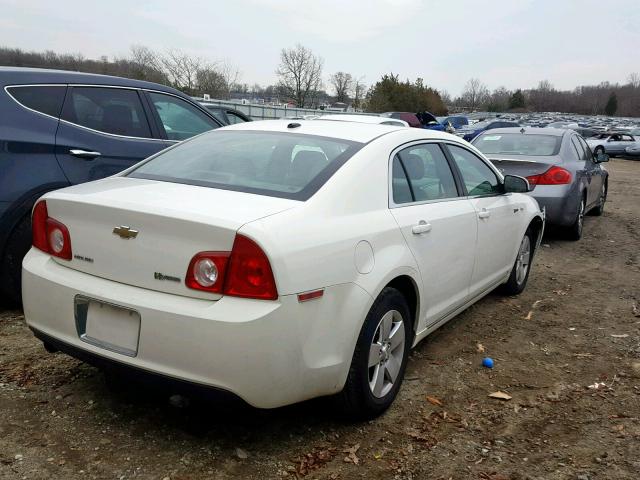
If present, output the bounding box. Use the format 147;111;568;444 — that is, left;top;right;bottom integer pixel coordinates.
503;174;531;193
595;152;609;163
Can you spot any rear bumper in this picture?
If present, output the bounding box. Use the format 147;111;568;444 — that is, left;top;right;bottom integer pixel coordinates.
529;185;578;227
22;249;373;408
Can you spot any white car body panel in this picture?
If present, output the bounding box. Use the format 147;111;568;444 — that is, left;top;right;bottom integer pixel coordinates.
23;121;544;408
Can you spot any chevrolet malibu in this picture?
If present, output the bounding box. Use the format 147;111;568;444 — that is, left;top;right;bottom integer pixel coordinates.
23;121;544;419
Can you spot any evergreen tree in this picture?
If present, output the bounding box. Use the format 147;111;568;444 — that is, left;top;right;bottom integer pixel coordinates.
604;92;617;116
508;89;526;109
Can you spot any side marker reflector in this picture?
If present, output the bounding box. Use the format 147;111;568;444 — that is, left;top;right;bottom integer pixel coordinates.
297;289;324;302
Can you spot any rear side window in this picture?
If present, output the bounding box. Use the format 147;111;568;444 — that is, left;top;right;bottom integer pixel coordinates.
226;111;247;124
61;87;151;138
448;145;501;196
570;136;589;161
393;144;459;204
148;92;218;141
128;130;362;200
7;85;67;118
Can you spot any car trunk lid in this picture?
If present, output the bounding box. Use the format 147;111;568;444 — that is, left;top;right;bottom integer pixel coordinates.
488;155;561;190
44;177;298;300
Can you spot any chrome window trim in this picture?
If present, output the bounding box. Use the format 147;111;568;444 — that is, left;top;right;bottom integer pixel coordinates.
3;83;199;143
388;139;468;209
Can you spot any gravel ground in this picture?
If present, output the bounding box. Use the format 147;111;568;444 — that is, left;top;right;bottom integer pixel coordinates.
1;158;639;480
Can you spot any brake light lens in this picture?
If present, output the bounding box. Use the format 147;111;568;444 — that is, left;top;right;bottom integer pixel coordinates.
224;235;278;300
185;252;229;293
526;166;572;186
185;235;278;300
32;201;72;260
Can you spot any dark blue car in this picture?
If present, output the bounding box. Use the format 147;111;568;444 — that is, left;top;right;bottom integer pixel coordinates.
456;119;520;141
0;67;223;303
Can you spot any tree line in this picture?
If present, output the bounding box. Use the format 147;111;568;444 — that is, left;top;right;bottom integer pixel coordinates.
451;77;640;117
1;44;638;116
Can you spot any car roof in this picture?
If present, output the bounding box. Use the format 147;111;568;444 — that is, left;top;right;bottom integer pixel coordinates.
220;119;450;143
317;114;409;126
478;127;567;137
0;67;181;95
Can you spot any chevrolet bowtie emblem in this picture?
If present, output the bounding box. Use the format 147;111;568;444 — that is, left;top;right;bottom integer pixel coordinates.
112;226;139;239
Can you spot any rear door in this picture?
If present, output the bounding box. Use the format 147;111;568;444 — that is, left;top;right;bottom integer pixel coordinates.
388;142;477;327
55;86;166;184
445;144;523;295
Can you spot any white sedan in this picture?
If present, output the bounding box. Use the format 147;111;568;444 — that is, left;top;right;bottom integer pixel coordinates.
23;120;544;419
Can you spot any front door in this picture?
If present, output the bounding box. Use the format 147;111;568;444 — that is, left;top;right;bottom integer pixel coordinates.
388;143;477;328
445;144;522;296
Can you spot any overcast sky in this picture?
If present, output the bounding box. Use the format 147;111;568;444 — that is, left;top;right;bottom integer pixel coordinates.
2;0;639;96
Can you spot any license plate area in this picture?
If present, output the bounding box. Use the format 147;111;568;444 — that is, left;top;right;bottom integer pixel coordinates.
74;295;141;357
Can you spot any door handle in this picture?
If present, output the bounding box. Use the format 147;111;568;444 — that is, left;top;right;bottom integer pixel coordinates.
412;221;432;235
69;149;101;160
478;208;491;219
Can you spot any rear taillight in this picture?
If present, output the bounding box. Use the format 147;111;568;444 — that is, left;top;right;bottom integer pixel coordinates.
526;166;572;186
185;235;278;300
185;252;229;293
32;200;72;260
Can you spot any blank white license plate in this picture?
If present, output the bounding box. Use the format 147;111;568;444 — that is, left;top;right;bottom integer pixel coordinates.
78;299;141;357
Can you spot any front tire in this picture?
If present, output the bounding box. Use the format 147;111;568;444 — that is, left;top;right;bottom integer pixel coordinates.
590;182;606;216
500;228;534;295
337;287;411;420
594;146;605;156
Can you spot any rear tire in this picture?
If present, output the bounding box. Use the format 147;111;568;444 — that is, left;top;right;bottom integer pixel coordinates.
594;146;605;156
566;196;585;241
500;228;534;296
0;214;31;305
336;287;412;420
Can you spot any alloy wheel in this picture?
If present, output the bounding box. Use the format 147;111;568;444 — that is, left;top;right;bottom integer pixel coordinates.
368;310;405;398
515;234;531;285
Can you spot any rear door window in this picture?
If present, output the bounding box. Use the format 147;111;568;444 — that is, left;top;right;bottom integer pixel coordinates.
571;136;588;161
148;92;219;141
7;85;67;118
61;87;152;138
394;144;459;203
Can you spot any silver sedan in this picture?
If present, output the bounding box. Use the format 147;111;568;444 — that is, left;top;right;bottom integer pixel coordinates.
472;127;609;240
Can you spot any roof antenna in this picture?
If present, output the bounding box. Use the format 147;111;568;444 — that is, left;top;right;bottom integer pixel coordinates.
287;122;301;129
520;127;526;134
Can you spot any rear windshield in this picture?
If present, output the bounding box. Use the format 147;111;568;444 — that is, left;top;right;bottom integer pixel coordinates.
473;133;561;156
128;130;362;200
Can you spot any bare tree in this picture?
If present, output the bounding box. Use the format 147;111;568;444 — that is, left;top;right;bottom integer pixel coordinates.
352;77;367;110
460;78;489;111
276;44;323;107
329;72;353;103
160;49;203;92
628;73;640;88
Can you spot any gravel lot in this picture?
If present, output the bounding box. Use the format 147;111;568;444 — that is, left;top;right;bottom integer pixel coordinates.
1;159;639;480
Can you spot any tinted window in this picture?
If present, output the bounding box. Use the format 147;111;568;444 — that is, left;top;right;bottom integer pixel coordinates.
395;144;458;202
7;85;66;118
448;145;501;196
577;136;593;160
128;131;361;200
61;87;151;138
474;133;561;156
149;92;218;141
570;136;588;161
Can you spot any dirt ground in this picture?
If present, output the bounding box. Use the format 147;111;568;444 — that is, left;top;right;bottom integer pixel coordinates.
1;159;639;480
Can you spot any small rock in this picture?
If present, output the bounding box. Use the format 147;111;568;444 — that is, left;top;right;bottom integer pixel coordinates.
14;454;23;461
577;474;590;480
236;448;249;460
631;362;640;379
